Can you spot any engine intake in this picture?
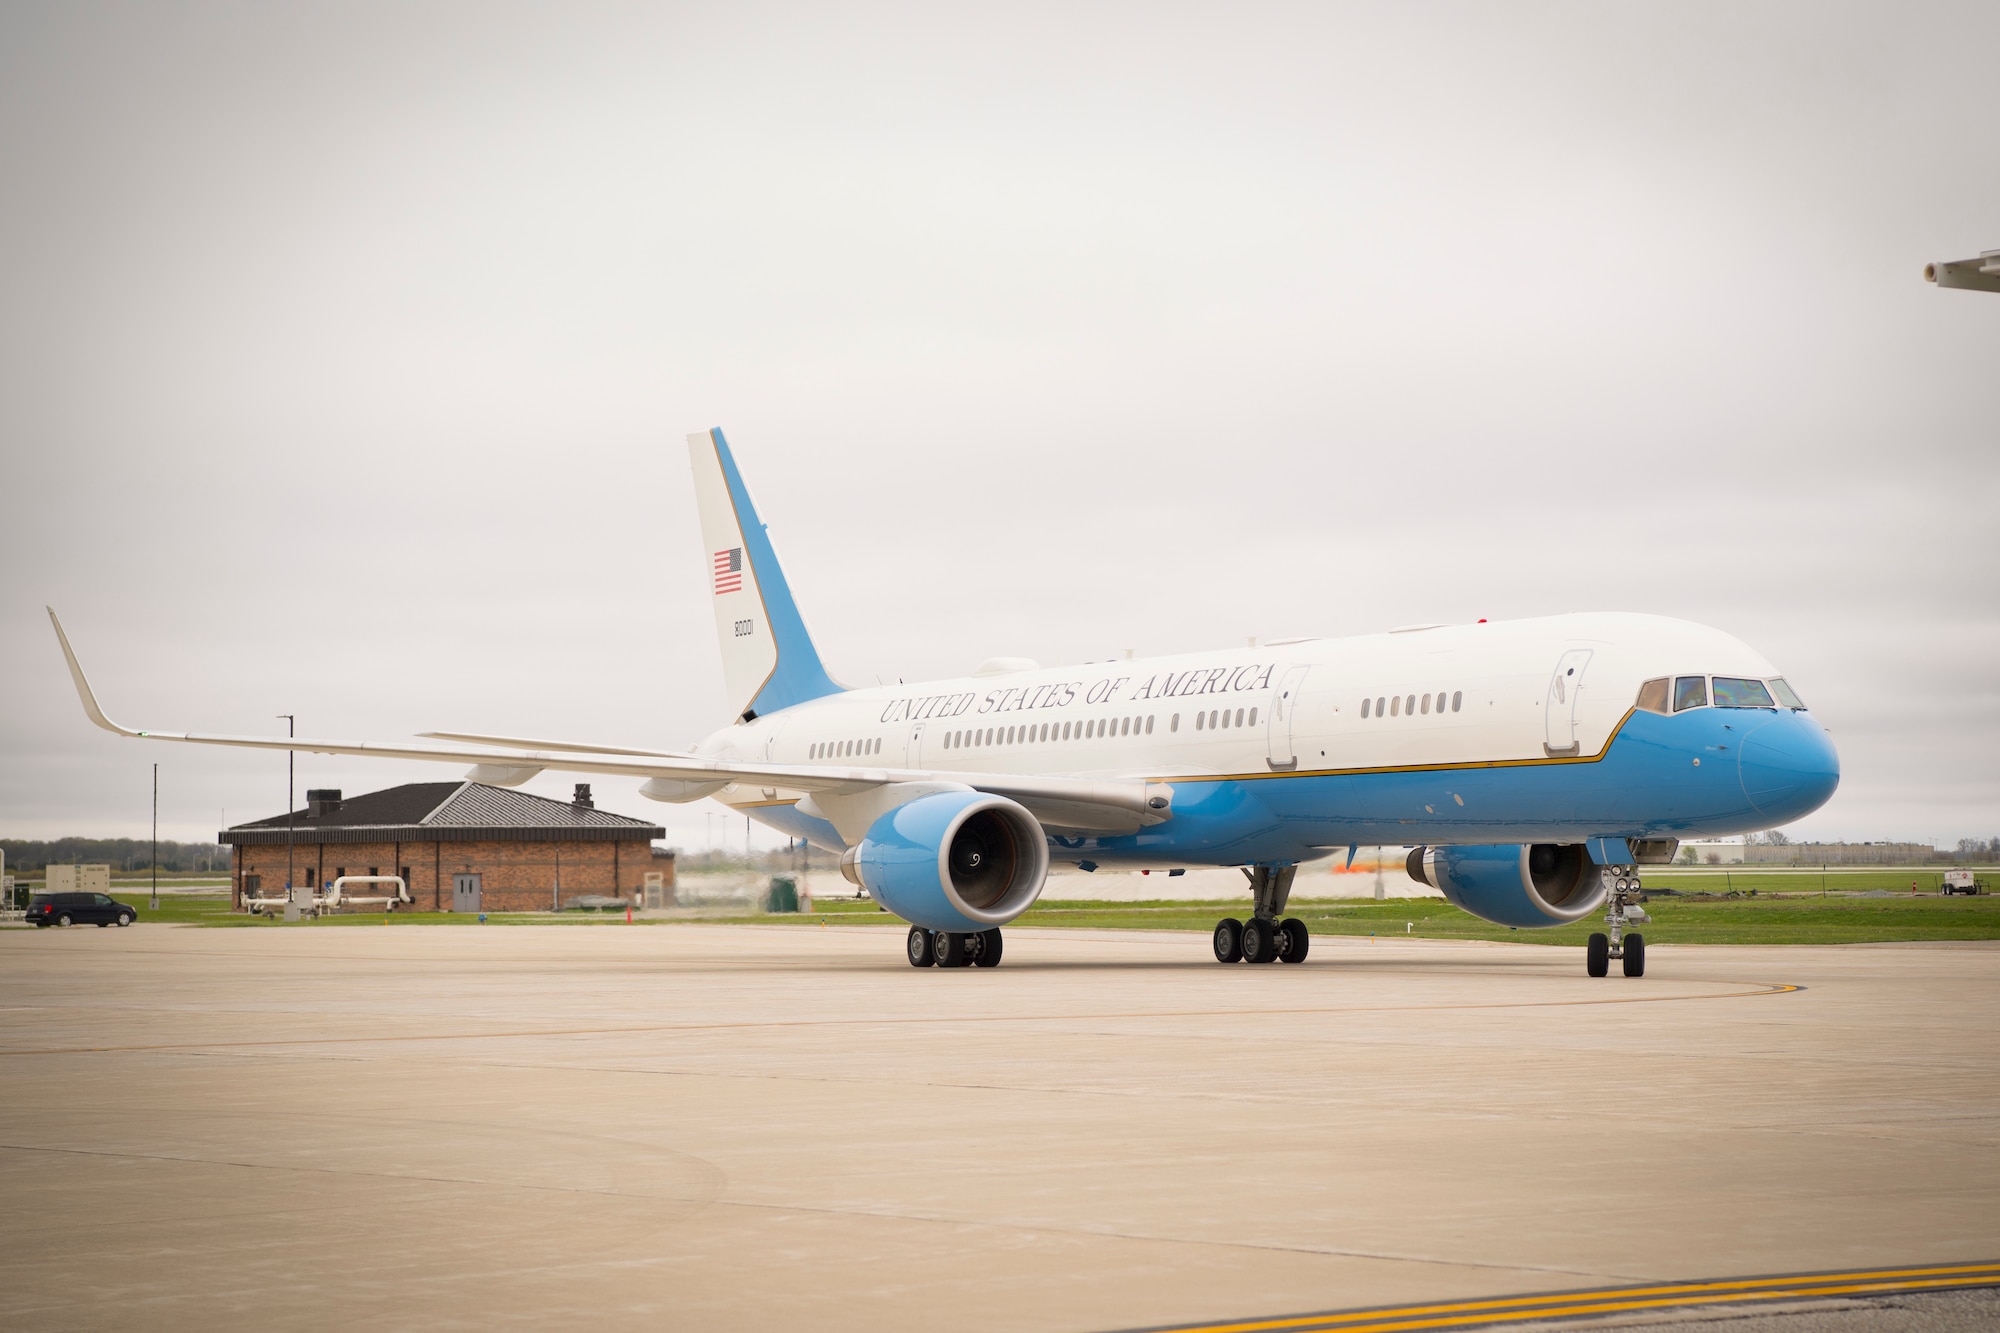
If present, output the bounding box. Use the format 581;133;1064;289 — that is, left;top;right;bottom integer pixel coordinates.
849;791;1050;933
1406;843;1606;928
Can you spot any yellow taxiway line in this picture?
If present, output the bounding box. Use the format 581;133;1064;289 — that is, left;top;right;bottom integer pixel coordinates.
1128;1261;2000;1333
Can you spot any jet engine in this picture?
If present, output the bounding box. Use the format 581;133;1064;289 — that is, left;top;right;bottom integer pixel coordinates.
1405;843;1607;928
840;791;1050;933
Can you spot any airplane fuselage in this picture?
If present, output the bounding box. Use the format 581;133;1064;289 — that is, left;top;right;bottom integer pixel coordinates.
705;611;1839;866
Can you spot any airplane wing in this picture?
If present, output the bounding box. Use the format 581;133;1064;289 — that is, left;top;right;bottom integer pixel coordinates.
1924;250;2000;293
49;609;1170;835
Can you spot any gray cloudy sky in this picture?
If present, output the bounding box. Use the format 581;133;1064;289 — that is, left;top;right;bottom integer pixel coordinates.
2;1;1994;851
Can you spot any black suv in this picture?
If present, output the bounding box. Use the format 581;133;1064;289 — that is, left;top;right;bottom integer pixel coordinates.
29;892;138;928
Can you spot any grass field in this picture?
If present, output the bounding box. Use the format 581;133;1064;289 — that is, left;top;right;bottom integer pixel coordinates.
22;876;1998;946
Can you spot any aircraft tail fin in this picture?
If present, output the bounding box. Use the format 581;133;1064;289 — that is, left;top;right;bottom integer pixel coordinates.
686;428;844;722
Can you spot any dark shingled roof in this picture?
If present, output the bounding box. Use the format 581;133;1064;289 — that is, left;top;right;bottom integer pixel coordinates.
220;782;664;847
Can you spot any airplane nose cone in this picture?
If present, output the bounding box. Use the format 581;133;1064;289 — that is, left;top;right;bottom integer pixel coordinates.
1740;714;1840;821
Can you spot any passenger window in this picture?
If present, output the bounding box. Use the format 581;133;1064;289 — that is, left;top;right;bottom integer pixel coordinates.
1635;678;1670;715
1195;712;1204;731
1247;708;1256;727
1713;677;1776;709
1377;696;1386;717
1122;717;1131;736
1390;696;1400;717
1406;695;1415;716
1170;713;1180;732
1361;698;1371;718
1673;677;1708;711
1452;691;1462;712
1770;678;1807;710
1210;710;1220;729
1146;715;1155;734
1421;694;1430;715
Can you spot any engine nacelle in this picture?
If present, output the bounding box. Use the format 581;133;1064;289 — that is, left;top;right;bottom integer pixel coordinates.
844;791;1050;933
1406;843;1607;928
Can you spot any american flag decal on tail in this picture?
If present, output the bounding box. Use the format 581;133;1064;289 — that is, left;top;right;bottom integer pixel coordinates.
712;547;744;595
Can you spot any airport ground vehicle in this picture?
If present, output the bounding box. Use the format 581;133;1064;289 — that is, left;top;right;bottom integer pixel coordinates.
1942;869;1984;895
47;429;1841;977
29;891;137;927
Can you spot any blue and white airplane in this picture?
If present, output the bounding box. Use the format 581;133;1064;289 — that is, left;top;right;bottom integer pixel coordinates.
49;428;1839;976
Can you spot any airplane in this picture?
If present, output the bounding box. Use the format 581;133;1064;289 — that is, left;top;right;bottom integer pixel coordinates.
48;428;1840;976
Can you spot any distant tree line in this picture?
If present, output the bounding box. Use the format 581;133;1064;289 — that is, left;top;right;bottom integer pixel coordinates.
1;838;230;874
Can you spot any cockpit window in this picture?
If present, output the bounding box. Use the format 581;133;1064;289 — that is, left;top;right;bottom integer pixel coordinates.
1712;676;1776;709
1673;676;1708;711
1769;677;1806;710
1635;678;1670;714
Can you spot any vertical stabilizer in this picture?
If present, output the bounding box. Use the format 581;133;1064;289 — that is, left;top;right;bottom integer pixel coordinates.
687;429;844;721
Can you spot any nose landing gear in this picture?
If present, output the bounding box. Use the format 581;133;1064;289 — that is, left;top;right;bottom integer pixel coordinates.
1586;865;1649;978
1213;866;1310;965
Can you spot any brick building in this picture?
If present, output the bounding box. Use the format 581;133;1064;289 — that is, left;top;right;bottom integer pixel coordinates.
220;782;671;913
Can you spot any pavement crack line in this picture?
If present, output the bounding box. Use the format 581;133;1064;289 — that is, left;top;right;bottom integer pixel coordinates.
0;982;1805;1058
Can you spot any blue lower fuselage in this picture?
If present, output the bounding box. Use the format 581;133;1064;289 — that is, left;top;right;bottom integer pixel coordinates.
750;705;1839;867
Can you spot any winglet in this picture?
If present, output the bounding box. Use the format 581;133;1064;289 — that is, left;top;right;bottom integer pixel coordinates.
47;608;139;737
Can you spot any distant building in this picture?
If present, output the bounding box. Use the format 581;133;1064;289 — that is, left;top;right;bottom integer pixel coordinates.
1679;839;1746;865
219;782;670;913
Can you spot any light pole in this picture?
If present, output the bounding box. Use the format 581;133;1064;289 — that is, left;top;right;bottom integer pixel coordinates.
277;714;295;908
150;763;159;911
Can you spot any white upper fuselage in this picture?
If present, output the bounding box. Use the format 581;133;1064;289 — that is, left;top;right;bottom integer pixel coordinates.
701;612;1782;791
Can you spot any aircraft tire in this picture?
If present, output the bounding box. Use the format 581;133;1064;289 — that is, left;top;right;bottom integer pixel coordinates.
906;925;936;968
935;931;973;968
1622;933;1646;978
1213;918;1243;964
1241;918;1277;964
1586;933;1609;977
973;928;1003;968
1279;917;1309;963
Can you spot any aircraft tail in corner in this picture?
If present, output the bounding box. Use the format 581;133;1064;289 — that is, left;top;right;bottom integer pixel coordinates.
686;428;844;722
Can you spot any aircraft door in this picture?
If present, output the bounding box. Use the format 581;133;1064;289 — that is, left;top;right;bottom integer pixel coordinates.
1266;665;1310;770
906;721;927;769
1544;649;1594;757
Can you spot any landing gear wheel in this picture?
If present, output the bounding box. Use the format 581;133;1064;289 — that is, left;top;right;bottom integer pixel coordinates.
1622;933;1646;977
1278;918;1309;963
1213;918;1243;964
935;931;973;968
973;928;1003;968
1586;932;1609;978
906;925;936;968
1241;918;1278;964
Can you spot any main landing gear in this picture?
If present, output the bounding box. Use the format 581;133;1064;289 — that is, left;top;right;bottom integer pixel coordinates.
1586;865;1650;978
907;925;1003;969
1213;865;1310;965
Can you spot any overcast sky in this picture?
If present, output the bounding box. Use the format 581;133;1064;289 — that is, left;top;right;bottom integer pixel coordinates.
2;1;1994;852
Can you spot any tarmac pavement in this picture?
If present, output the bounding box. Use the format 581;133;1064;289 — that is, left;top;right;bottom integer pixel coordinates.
1;922;1994;1331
